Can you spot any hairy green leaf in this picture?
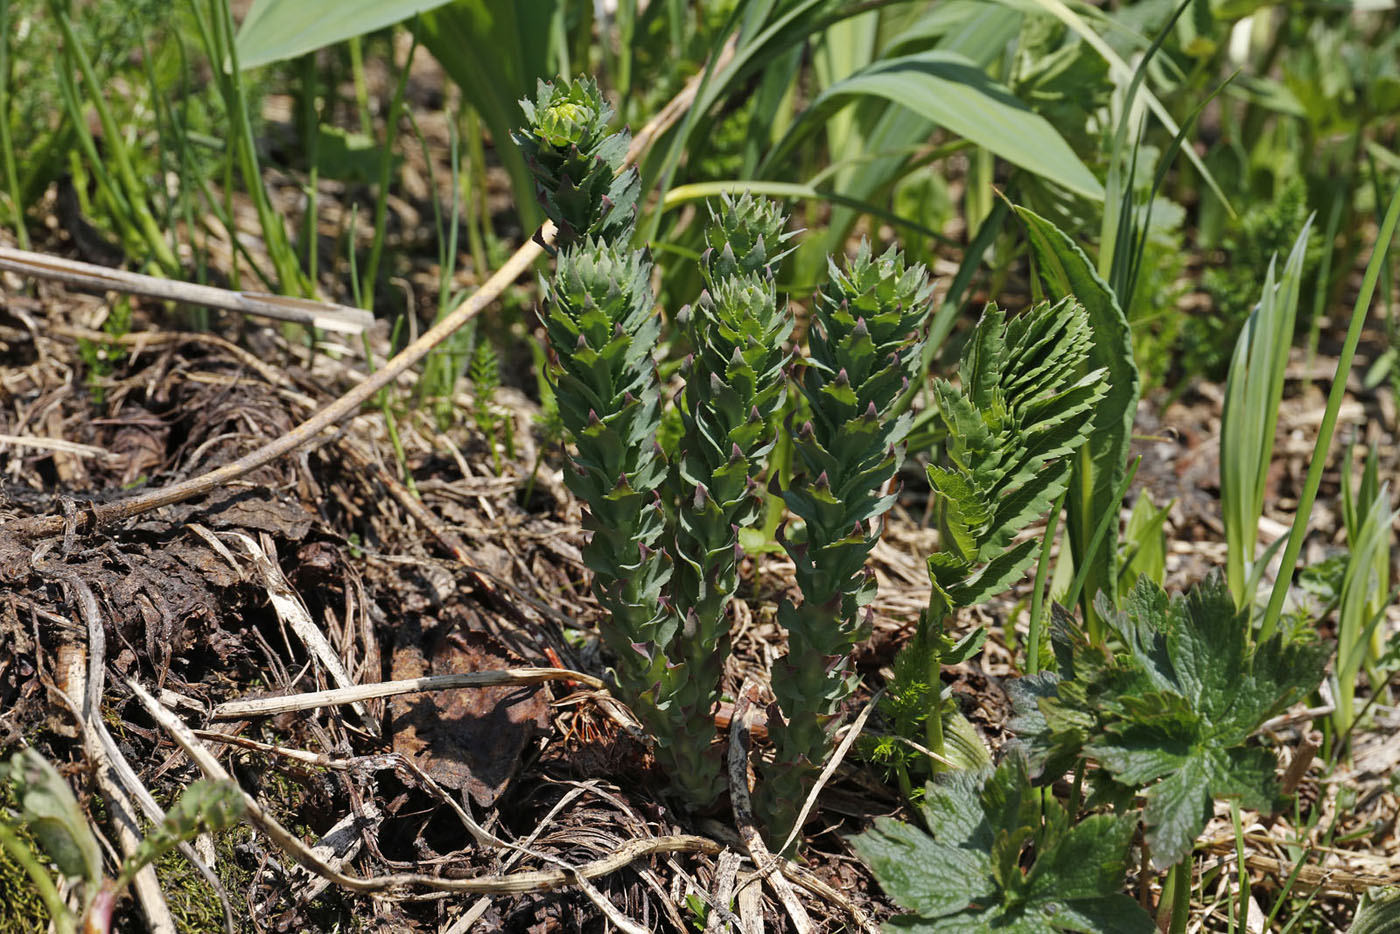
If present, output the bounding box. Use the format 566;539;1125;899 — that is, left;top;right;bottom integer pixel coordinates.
1015;574;1328;868
1349;888;1400;934
853;756;1153;933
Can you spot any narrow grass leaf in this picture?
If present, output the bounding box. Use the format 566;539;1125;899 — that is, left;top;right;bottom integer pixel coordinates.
1260;183;1400;642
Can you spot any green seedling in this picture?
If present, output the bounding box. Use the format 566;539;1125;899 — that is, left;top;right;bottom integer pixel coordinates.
1221;221;1311;612
873;300;1107;793
513;77;639;248
0;748;243;934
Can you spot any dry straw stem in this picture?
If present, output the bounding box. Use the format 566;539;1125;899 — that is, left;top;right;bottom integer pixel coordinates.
41;568;234;934
727;679;813;934
0;246;374;334
211;667;606;719
3;40;733;542
774;687;883;857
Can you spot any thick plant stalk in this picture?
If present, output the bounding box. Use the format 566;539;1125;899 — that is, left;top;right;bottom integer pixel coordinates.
653;193;797;803
761;243;933;839
666;272;793;802
541;241;680;759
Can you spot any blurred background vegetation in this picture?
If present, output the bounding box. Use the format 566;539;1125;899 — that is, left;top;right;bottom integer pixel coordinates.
1;0;1396;399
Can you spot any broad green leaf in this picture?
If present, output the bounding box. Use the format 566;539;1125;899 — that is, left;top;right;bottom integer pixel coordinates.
1019;575;1328;869
994;0;1231;214
797;3;1025;282
853;816;992;918
855;758;1154;933
771;52;1102;200
1026;813;1137;901
1016;206;1139;631
235;0;455;68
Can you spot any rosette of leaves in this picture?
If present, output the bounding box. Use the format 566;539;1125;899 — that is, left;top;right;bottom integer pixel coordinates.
1009;574;1328;869
663;272;794;804
542;241;678;748
761;242;933;835
699;191;798;284
513;77;639;246
853;754;1154;934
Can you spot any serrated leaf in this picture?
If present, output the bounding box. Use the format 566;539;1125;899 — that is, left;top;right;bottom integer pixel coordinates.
1017;574;1329;869
1016;207;1139;625
857;757;1154;933
926;299;1103;617
852;816;990;918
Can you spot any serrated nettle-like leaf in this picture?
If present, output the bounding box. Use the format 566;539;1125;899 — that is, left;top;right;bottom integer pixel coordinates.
1017;574;1328;868
855;757;1154;934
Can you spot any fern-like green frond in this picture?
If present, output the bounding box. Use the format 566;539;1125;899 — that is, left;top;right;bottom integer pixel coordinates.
926;299;1108;620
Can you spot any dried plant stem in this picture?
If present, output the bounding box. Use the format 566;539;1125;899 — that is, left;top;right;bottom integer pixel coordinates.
41;569;229;934
211;667;606;719
137;679;728;895
5;228;551;540
728;680;813;934
0;246;374;333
